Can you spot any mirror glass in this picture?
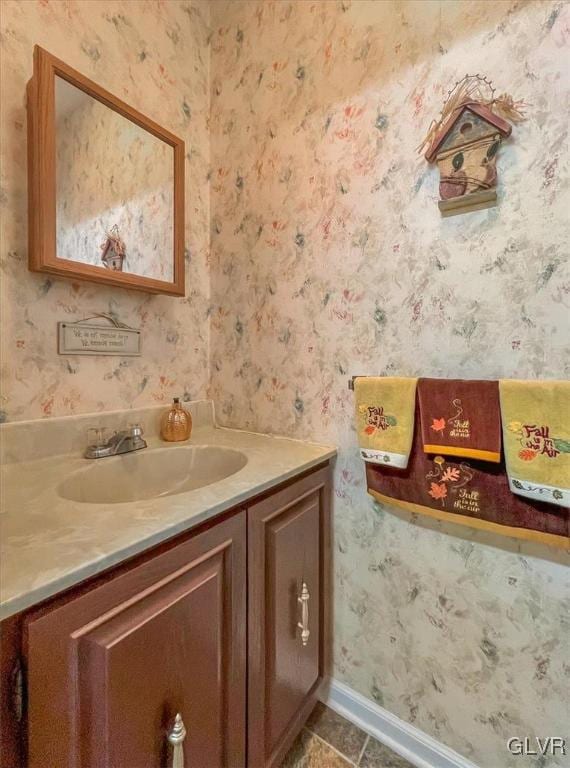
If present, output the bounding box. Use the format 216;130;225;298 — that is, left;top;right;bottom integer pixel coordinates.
54;76;174;281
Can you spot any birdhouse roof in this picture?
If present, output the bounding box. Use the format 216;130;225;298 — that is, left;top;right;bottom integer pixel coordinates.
101;241;124;262
425;102;512;163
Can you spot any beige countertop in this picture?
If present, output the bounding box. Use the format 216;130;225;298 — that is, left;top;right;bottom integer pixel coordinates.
0;424;335;620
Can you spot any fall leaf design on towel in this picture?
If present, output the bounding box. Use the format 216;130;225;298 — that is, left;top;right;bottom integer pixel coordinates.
442;467;460;482
428;482;448;503
518;448;538;462
425;455;476;509
508;421;570;461
362;405;398;436
430;399;469;438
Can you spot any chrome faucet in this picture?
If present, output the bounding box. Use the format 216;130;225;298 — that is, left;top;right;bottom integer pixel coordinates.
85;424;147;459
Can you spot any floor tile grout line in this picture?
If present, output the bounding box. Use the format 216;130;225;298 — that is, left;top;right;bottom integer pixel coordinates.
302;727;359;767
356;734;370;767
300;705;414;768
305;703;372;765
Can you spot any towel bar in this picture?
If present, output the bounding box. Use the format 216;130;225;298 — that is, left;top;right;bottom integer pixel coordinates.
348;376;367;390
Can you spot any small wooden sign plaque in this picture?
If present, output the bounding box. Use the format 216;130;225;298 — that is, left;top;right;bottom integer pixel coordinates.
58;322;141;356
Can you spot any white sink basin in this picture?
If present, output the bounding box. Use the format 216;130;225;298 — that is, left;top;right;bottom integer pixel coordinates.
58;446;248;504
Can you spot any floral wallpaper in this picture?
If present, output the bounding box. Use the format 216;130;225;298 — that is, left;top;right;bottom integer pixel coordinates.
1;1;569;766
0;0;211;421
209;2;570;766
55;78;174;280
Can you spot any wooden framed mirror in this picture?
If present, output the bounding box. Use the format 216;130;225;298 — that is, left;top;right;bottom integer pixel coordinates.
27;46;185;296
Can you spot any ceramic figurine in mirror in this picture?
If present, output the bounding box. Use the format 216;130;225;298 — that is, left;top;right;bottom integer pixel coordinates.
28;47;184;295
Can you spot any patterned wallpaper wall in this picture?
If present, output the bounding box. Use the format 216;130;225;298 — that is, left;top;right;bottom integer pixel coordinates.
1;1;569;766
0;0;210;421
209;2;570;766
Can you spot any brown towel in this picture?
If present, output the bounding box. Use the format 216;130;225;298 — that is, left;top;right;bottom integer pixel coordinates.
417;378;501;463
365;400;569;544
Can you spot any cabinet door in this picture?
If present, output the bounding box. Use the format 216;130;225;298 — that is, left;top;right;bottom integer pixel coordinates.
247;467;331;768
24;512;246;768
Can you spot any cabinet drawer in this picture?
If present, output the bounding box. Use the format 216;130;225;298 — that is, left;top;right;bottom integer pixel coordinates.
24;512;246;768
247;467;331;768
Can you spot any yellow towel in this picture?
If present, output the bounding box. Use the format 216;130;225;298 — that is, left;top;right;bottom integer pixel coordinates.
354;377;417;468
499;379;570;508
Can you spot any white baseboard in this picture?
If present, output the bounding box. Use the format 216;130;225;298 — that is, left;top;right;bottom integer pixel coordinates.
320;678;479;768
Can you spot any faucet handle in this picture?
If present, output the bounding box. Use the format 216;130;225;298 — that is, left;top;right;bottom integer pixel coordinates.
87;427;114;448
128;423;144;438
87;427;102;448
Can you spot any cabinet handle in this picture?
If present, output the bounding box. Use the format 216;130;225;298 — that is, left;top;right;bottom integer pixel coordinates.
297;581;310;646
167;713;187;768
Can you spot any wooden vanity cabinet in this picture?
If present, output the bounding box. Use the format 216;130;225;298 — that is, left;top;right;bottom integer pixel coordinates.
24;512;247;768
248;467;331;768
2;464;331;768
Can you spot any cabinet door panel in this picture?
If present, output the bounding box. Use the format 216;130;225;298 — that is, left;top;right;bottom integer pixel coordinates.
267;493;320;748
25;512;246;768
248;467;331;768
80;556;223;768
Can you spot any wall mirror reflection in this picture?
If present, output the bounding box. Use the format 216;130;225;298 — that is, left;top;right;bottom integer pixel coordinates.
28;46;184;295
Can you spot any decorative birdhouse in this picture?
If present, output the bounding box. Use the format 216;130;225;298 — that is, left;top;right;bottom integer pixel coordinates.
419;75;526;217
100;225;126;271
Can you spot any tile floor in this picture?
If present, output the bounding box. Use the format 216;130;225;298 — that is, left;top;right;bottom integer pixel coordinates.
282;703;415;768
